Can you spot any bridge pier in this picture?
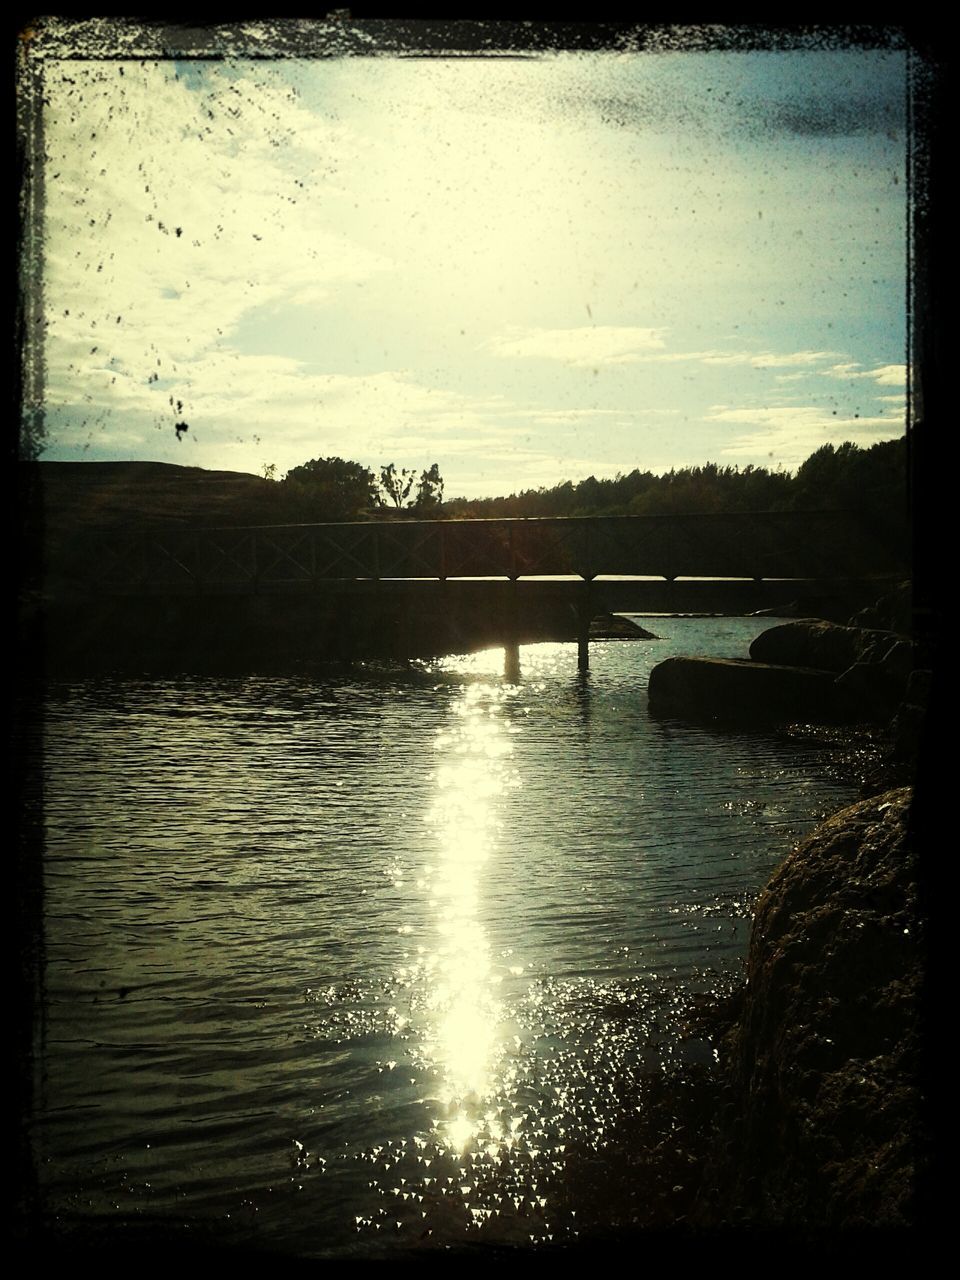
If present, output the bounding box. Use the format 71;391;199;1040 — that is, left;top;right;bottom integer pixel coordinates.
577;624;589;673
504;641;521;682
504;578;521;681
576;580;593;673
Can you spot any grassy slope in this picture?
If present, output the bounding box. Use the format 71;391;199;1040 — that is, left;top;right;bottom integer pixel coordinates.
28;460;288;533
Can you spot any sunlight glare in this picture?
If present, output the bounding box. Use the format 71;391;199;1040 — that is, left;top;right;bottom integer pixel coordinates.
422;679;517;1149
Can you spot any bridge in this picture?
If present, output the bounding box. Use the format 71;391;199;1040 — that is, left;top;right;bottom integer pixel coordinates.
48;510;904;673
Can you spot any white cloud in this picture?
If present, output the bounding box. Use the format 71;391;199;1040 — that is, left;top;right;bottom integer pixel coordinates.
698;350;839;369
822;361;907;386
485;325;668;367
41;60;392;418
500;407;630;423
865;364;907;386
484;330;845;375
705;403;905;466
557;344;843;370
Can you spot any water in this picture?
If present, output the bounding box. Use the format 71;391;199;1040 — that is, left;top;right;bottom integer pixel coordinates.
32;617;858;1255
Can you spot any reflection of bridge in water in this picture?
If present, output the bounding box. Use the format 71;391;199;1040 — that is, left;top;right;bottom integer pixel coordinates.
62;511;903;672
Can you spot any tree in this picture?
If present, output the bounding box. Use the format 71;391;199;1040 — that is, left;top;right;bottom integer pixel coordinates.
282;456;378;521
377;462;445;513
413;463;444;513
378;463;416;510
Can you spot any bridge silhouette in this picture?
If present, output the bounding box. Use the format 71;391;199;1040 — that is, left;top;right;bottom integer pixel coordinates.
54;510;903;673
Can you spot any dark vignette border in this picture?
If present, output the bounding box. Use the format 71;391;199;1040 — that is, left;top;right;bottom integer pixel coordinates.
13;15;945;1257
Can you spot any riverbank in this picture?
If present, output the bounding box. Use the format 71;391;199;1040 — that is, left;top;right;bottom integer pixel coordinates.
620;589;929;1239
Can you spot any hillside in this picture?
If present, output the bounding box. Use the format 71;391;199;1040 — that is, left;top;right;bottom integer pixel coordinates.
25;461;289;535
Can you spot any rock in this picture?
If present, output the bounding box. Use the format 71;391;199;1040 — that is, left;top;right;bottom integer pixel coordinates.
903;668;932;706
749;619;907;674
589;613;659;640
849;580;912;635
708;788;921;1228
648;656;838;725
889;668;933;763
750;601;803;618
834;657;910;723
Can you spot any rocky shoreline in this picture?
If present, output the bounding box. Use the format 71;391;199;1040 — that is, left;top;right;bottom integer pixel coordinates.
614;582;930;1240
531;795;925;1252
648;585;924;734
696;785;922;1229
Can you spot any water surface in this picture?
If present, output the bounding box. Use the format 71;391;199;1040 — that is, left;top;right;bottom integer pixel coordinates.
35;618;858;1255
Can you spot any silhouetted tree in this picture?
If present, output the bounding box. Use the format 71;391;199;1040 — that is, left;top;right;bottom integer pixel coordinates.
791;439;907;512
413;463;444;513
282;456;378;521
377;462;445;513
377;463;415;510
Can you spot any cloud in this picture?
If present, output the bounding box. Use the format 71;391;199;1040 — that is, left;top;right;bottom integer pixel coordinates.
41;60;392;423
485;325;668;367
607;346;840;369
697;349;840;369
864;364;907;387
705;403;905;466
485;329;845;375
500;407;634;424
822;362;907;386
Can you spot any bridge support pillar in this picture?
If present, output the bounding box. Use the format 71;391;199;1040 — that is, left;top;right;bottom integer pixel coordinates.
577;628;589;673
504;578;521;681
504;641;521;682
577;580;593;673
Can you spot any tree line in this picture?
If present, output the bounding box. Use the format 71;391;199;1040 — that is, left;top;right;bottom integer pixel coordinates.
275;438;907;528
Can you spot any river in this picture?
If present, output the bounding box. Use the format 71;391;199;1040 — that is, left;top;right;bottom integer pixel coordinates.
32;616;860;1256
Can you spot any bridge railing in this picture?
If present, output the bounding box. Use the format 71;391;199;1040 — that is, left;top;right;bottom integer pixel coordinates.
68;510;904;593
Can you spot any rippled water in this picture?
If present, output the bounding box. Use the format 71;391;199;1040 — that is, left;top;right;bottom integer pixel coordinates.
34;617;858;1255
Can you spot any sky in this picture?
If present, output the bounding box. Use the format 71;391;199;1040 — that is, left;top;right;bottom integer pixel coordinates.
25;25;910;498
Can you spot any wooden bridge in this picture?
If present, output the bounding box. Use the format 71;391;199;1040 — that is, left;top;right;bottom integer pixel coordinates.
72;510;897;591
49;510;904;673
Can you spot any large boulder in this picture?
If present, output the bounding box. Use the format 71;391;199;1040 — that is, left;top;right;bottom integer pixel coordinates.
648;656;838;724
749;619;907;673
834;650;912;722
889;669;933;763
706;788;921;1228
849;580;912;635
747;620;915;724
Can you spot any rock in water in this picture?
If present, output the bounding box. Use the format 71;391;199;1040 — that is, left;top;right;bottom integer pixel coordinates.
709;787;922;1228
749;619;908;673
588;613;659;640
647;656;838;725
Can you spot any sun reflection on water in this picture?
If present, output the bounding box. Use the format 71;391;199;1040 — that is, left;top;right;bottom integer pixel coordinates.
423;680;518;1150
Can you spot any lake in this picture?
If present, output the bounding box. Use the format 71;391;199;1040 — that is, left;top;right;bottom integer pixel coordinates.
32;616;860;1256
